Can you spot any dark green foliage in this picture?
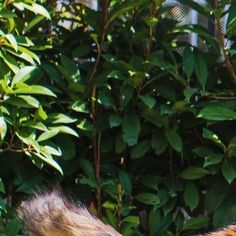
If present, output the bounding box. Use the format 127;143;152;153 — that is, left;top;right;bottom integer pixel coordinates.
1;0;236;235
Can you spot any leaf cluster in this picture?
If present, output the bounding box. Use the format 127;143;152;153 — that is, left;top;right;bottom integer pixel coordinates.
1;0;236;235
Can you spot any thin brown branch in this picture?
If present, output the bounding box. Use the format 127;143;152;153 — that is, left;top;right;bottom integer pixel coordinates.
89;0;109;82
215;1;236;84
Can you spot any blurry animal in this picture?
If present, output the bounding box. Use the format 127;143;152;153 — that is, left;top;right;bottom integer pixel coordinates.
17;189;121;236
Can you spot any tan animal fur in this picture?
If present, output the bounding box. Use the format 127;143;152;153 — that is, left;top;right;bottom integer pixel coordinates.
202;225;236;236
17;189;236;236
17;189;121;236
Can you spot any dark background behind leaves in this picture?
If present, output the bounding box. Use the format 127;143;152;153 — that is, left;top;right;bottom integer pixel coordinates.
0;0;236;235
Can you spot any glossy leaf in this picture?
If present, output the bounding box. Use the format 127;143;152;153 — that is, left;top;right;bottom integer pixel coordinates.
194;50;208;88
33;152;63;175
139;95;156;109
49;126;78;137
136;193;160;205
205;181;228;213
14;85;56;97
222;162;236;184
119;171;132;196
184;183;199;210
198;106;236;121
109;114;122;128
0;116;7;141
204;153;223;167
130;140;150;159
180;167;210;180
122;114;140;146
183;47;194;78
165;128;183;152
182;216;209;231
11;66;37;86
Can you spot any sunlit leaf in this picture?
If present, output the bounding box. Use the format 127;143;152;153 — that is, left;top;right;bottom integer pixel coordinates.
12;66;37;86
0;117;7;141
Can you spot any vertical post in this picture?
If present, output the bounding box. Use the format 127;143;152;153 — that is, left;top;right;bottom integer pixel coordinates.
189;9;198;46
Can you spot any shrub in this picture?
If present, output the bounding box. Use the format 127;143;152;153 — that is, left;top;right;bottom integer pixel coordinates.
1;0;236;235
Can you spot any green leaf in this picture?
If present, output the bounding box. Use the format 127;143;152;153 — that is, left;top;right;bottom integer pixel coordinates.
192;147;212;158
5;95;39;108
184;183;199;211
183;88;197;103
35;106;48;120
213;194;236;227
24;15;45;33
222;161;236;184
14;84;56;97
139;95;156;109
4;219;21;236
120;84;133;108
115;133;126;154
122;216;140;225
0;51;19;73
194;50;208;88
177;0;211;17
182;216;209;231
151;132;168;155
122;114;140;146
183;47;194;78
204;153;223;167
72;45;91;58
0;179;5;193
15;2;51;19
71;102;89;113
48;113;77;124
5;34;17;52
141;175;159;191
12;66;37;86
130;140;150;159
119;171;132;196
202;128;225;149
33;152;63;175
226;2;236;36
23;122;47;131
142;109;168;127
198;106;236;121
16;132;40;153
50;126;78;137
205;181;228;213
80;176;96;188
228;136;236;157
149;51;171;70
79;159;95;179
165;128;183;152
109;1;143;24
41;145;62;157
38;130;59;142
17;46;40;64
109;114;122;128
0;9;17;18
0;117;7;141
149;210;161;235
136;193;160;205
61;55;80;81
77;119;93;131
180;167;210;180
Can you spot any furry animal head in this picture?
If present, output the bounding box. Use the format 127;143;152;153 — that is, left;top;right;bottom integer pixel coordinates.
17;189;122;236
